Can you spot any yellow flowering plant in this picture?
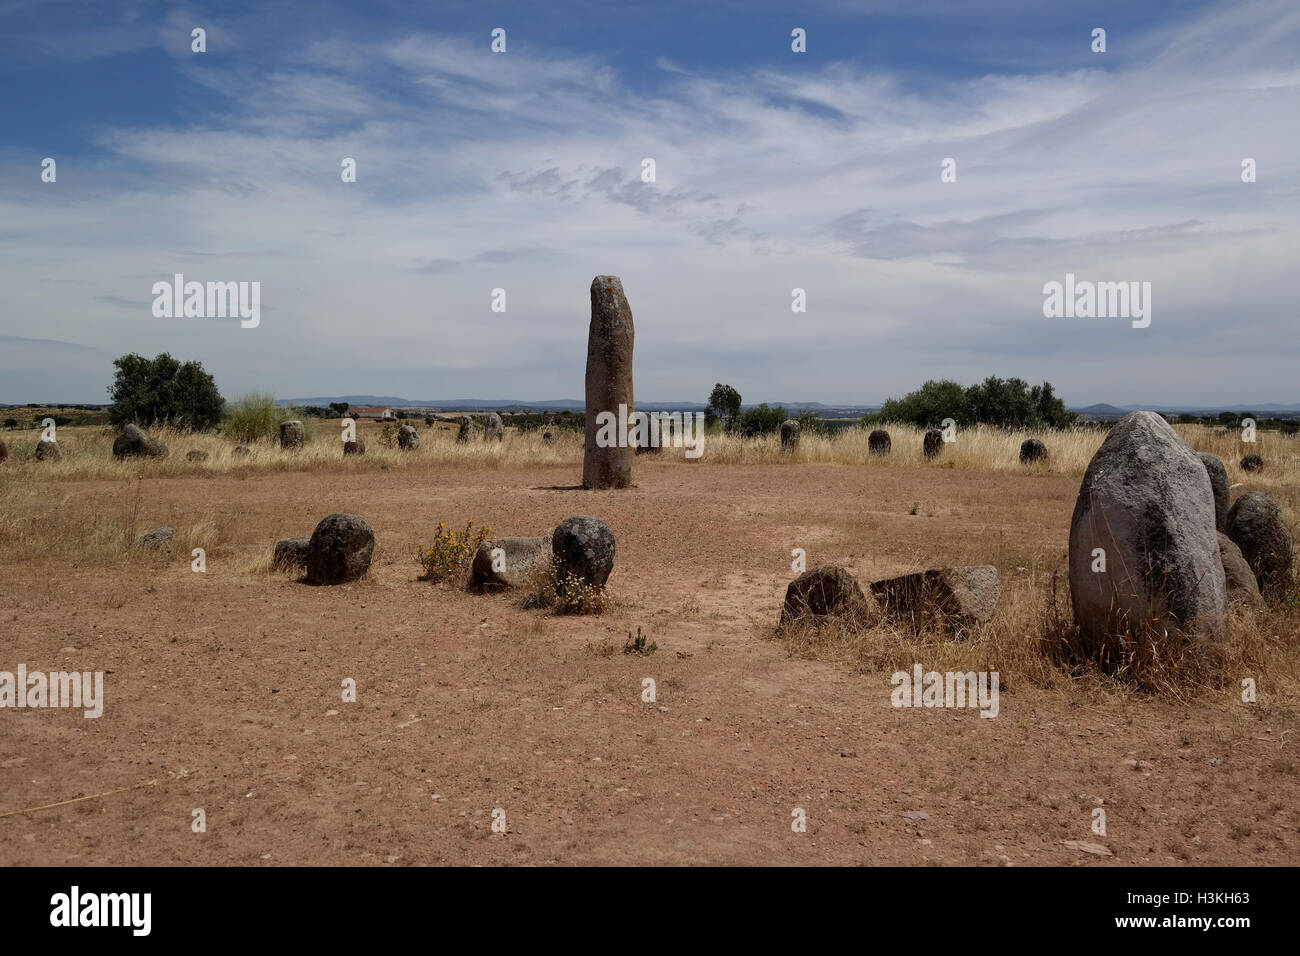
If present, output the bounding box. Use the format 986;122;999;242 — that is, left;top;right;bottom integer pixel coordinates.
416;519;490;584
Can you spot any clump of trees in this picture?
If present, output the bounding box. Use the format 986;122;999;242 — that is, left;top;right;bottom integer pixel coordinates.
107;353;224;430
704;384;832;436
706;383;742;430
863;377;1076;430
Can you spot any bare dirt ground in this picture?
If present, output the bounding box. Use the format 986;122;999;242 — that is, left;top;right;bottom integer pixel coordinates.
2;459;1298;865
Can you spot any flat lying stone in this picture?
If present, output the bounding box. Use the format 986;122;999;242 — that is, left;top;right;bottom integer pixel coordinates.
469;535;552;589
780;566;878;627
869;566;1000;632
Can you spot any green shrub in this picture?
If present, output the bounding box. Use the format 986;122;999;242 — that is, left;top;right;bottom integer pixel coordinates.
223;392;311;443
107;352;224;430
622;627;657;655
735;403;787;437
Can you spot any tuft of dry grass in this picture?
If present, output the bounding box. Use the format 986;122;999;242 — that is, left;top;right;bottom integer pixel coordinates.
519;555;609;615
773;567;1300;712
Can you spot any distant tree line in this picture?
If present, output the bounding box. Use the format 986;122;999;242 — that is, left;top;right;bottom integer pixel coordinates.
1176;411;1299;435
862;377;1077;430
510;410;584;433
93;356;1298;442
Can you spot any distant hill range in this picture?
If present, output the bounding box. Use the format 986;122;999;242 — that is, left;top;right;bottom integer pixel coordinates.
1073;403;1300;421
5;397;1297;421
283;396;1300;420
283;397;881;417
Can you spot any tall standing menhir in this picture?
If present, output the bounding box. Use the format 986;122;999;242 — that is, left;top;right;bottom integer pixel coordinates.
583;276;635;489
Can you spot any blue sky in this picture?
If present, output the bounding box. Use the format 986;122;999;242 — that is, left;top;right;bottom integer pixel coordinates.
1;0;1296;406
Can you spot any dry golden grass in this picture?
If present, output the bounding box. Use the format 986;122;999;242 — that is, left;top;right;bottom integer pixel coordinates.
774;570;1300;714
0;419;582;480
700;421;1300;483
0;473;223;568
3;418;1296;488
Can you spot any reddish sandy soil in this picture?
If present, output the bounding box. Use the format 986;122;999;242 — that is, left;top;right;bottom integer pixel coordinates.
2;461;1297;865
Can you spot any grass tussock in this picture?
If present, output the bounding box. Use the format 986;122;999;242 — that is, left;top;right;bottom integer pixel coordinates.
622;627;658;655
774;568;1300;712
520;556;608;615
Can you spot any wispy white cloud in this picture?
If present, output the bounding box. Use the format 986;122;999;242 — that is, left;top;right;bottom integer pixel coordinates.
1;0;1297;405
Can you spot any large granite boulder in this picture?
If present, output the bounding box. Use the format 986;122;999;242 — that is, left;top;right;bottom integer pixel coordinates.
113;423;168;459
1226;491;1293;602
304;513;374;585
1019;438;1047;464
552;516;615;589
1199;453;1229;532
280;420;305;450
923;429;944;459
1217;532;1264;609
1068;411;1226;655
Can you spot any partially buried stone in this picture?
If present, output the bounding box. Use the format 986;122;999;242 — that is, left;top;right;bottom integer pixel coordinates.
273;537;311;571
139;527;175;549
304;514;374;585
469;536;552;589
552;515;616;588
780;566;877;626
